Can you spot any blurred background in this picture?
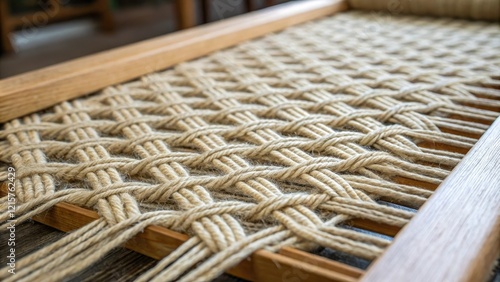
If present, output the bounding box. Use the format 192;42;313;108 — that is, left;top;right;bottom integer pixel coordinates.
0;0;288;78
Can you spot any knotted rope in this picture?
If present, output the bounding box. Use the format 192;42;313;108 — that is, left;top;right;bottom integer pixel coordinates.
1;10;499;281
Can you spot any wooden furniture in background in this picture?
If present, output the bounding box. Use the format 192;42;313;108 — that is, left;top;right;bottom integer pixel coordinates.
0;0;114;53
175;0;196;29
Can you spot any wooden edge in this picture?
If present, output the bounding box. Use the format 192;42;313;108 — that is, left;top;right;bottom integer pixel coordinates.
279;247;364;278
0;183;362;282
347;218;400;237
0;0;349;123
361;117;500;282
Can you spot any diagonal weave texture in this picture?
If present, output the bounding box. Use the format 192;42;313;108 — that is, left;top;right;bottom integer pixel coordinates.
1;11;500;281
348;0;500;21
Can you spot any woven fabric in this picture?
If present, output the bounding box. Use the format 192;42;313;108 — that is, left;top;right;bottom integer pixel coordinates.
1;11;500;281
348;0;500;21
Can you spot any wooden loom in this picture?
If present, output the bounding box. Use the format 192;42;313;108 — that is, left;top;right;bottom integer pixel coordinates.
0;1;499;281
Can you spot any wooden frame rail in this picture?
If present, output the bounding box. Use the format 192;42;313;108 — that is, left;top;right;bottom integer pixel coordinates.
0;0;499;281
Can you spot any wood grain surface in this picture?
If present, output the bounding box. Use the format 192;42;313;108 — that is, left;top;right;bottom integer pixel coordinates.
361;118;500;282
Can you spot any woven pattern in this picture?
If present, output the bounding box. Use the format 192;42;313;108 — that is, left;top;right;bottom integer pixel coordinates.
348;0;500;21
1;11;500;281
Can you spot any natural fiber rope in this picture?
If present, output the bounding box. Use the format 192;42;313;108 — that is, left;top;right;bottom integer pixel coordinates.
1;10;499;281
348;0;500;21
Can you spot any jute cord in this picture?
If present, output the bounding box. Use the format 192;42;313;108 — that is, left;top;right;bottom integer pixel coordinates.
1;10;499;281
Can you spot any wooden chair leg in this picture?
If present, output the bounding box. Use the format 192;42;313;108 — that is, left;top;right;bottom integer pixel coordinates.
265;0;275;7
0;0;14;52
201;0;210;23
96;0;115;32
176;0;196;29
246;0;257;12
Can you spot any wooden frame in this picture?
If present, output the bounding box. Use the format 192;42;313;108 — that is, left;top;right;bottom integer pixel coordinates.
0;0;499;281
362;118;500;282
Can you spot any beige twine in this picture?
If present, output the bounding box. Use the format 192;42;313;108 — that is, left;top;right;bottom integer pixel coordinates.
348;0;500;21
1;10;499;282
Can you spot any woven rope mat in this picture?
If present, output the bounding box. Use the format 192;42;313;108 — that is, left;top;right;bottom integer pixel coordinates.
349;0;500;21
1;11;500;281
